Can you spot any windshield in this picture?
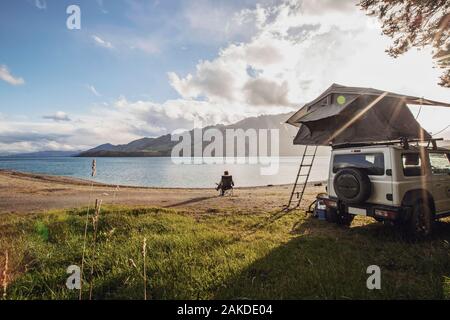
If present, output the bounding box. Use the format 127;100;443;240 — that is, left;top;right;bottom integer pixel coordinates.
429;152;450;175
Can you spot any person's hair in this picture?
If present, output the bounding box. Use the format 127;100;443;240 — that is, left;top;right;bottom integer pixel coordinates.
224;171;229;175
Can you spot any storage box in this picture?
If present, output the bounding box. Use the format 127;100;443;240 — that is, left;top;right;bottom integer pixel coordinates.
315;200;327;221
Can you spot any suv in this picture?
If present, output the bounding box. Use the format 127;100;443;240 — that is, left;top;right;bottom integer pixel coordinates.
318;140;450;236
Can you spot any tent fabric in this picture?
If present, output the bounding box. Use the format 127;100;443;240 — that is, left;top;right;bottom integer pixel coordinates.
287;83;450;128
287;84;448;146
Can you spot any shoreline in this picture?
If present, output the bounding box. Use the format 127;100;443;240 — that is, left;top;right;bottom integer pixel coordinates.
0;169;326;190
0;169;326;215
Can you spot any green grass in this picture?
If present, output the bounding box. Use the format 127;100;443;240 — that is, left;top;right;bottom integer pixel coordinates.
0;206;449;300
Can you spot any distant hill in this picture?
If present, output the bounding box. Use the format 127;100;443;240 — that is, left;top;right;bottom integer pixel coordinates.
78;112;330;157
1;150;81;158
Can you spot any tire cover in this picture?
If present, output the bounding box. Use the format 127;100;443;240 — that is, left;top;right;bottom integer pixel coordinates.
333;168;372;204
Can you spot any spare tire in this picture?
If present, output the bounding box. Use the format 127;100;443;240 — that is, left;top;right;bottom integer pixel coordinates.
333;168;372;204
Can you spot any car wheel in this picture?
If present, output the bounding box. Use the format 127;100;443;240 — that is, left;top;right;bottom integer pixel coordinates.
336;213;354;227
326;207;338;223
326;207;354;226
408;200;433;238
392;219;406;229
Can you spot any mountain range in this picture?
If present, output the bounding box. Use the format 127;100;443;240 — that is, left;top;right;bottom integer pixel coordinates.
0;150;82;158
77;112;326;157
5;111;446;158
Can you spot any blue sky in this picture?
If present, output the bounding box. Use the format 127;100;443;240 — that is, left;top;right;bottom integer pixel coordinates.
0;0;247;116
0;0;449;153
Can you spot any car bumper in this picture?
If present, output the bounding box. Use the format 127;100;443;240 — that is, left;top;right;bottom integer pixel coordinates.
317;195;412;221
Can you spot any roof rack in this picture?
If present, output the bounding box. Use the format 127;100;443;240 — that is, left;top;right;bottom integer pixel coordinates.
331;137;444;150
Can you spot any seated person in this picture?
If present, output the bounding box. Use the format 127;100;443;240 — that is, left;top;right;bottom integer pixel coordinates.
216;171;234;196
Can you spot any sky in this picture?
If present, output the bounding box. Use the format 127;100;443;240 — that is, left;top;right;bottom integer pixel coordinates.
0;0;449;153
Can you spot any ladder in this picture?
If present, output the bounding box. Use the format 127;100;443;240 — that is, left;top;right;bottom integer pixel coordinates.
285;145;318;210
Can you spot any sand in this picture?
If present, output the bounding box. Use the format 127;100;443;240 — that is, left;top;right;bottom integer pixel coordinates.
0;170;326;215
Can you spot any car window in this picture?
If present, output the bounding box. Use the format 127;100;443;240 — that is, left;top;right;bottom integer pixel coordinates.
429;152;450;175
332;153;385;175
402;153;424;177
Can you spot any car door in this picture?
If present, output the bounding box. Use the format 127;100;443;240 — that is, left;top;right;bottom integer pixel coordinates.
428;151;450;214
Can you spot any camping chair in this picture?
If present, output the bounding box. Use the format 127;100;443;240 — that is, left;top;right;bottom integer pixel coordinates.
217;175;234;196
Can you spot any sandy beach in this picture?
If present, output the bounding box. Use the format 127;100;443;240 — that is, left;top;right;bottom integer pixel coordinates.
0;169;325;215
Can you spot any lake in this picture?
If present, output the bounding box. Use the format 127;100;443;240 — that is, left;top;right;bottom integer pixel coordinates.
0;156;331;188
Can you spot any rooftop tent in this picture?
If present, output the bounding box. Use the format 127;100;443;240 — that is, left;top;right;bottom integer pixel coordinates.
286;84;450;146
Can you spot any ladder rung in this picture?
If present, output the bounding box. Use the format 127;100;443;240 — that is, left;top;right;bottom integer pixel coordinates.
286;148;317;209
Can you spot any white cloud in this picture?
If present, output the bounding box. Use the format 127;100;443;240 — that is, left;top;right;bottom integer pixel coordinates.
43;111;71;122
92;35;114;49
87;84;101;97
35;0;46;10
96;0;108;14
129;37;159;54
243;78;290;106
169;0;449;106
1;0;449;154
0;94;293;153
299;0;356;14
90;29;160;54
181;0;258;44
0;65;25;86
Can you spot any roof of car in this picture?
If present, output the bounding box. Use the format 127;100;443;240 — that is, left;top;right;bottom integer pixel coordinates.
333;144;449;152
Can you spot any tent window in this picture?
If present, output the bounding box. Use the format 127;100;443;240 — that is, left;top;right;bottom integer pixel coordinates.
320;96;330;107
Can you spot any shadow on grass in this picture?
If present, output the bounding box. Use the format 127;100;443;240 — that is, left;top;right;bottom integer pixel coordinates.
164;196;218;208
4;207;449;300
215;216;450;300
243;208;295;237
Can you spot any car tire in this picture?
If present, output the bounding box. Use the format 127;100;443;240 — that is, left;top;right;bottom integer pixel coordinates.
333;168;372;204
392;219;406;229
326;207;354;226
374;217;384;223
408;200;433;238
326;207;338;223
336;213;354;226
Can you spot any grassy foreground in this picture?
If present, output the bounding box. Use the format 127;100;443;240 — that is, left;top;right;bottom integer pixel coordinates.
0;206;449;300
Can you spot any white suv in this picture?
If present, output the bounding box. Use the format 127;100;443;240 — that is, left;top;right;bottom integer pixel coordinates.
318;140;450;237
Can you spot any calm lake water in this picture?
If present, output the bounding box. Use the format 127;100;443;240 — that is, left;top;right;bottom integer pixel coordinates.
0;156;330;188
